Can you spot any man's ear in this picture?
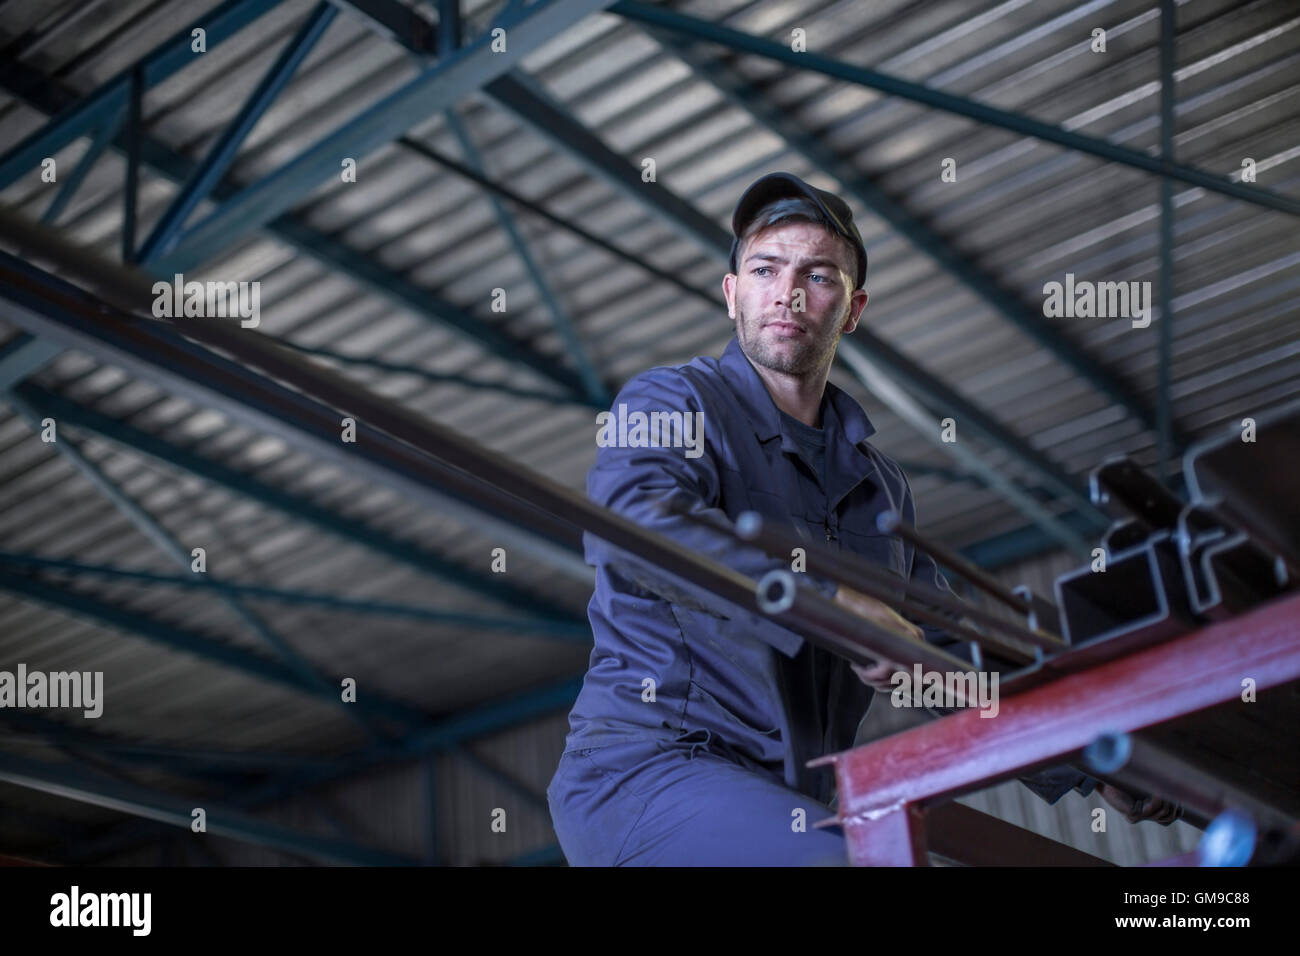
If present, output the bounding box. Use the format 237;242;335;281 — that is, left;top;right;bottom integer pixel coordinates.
841;288;869;334
722;272;738;320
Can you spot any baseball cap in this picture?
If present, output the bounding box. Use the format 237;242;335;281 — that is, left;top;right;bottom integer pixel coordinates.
730;172;868;289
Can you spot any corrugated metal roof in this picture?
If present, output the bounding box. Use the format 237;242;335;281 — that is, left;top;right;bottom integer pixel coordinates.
0;0;1294;863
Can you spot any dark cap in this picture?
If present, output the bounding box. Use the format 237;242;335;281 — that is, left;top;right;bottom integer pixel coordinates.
730;172;867;289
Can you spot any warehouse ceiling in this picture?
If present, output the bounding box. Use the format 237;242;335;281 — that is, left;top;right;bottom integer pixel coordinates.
0;0;1295;863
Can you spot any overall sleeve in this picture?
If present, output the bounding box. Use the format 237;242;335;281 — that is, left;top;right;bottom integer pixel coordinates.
585;370;837;658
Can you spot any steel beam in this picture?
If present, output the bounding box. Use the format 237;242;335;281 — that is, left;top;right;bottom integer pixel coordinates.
136;3;339;263
328;0;436;53
0;751;417;865
0;564;432;730
7;394;390;743
610;0;1300;217
153;0;618;274
444;108;609;404
1157;0;1177;484
0;220;593;585
818;590;1300;864
0;552;589;640
40;110;123;227
0;333;60;390
14;381;588;622
0;58;590;400
0;0;284;192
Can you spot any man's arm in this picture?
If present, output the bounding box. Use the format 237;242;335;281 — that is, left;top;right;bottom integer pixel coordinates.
585;370;839;658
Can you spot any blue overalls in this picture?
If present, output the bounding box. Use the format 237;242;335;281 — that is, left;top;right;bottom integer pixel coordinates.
547;337;1092;866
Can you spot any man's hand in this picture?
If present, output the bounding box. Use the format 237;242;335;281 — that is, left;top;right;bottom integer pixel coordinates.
1096;783;1183;825
834;585;922;692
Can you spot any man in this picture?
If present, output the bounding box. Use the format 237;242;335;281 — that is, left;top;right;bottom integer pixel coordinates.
546;172;1163;866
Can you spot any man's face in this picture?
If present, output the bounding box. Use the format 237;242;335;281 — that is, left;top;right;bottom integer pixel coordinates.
722;220;868;378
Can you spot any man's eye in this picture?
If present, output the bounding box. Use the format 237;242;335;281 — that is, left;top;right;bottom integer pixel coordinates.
809;273;829;284
753;267;772;276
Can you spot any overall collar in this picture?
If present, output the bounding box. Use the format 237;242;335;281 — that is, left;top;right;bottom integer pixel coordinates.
718;336;881;510
718;336;877;445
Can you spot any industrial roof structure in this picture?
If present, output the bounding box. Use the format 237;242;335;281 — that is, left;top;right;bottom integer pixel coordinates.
0;0;1295;864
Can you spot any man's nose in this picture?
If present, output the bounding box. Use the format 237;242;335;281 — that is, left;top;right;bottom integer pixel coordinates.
773;273;802;308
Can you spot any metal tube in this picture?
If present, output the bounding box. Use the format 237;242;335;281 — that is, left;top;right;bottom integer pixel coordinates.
876;508;1032;615
731;509;1062;658
1084;731;1293;833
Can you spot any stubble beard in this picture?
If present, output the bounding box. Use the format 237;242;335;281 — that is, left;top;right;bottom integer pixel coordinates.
736;301;844;378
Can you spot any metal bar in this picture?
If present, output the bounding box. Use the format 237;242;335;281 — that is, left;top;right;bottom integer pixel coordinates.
137;3;338;263
0;216;962;674
837;340;1095;556
0;751;417;865
16;380;587;621
172;306;974;674
437;0;461;56
817;591;1300;865
925;801;1112;867
399;134;719;312
653;30;1183;457
278;338;598;407
0;0;282;191
328;0;435;52
40;109;124;226
610;0;1300;217
0;551;589;640
0;59;590;402
876;509;1032;616
0;333;61;390
0;215;593;583
121;65;142;262
423;755;439;865
7;390;388;743
1157;0;1176;484
482;72;727;255
1084;731;1290;833
732;510;1062;656
152;0;618;274
442;109;608;404
0;564;432;730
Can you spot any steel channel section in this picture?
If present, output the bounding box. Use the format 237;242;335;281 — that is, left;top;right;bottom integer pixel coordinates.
1184;398;1300;574
1054;530;1197;654
814;591;1300;865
